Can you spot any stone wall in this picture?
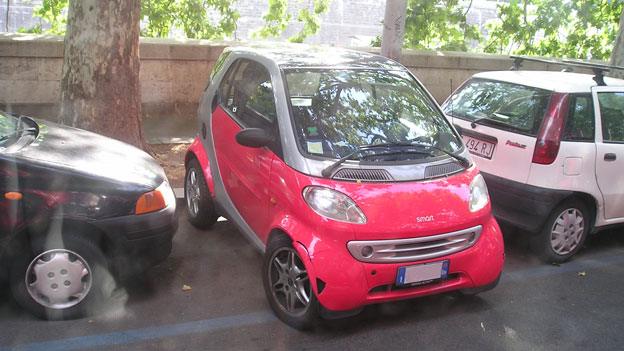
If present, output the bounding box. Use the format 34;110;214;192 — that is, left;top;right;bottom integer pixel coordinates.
0;33;583;122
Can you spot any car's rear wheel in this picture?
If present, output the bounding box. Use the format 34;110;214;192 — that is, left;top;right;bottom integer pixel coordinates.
10;232;114;320
185;158;217;229
532;199;590;263
263;235;319;330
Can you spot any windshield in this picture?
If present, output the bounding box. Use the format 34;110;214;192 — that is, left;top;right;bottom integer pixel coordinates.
443;79;551;135
285;69;463;160
0;111;19;149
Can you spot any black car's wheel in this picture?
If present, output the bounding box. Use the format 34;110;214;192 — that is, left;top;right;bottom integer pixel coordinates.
531;199;590;263
185;158;218;229
10;232;114;320
263;235;319;330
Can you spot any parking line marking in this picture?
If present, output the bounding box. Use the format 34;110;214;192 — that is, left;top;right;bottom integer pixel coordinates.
1;311;276;351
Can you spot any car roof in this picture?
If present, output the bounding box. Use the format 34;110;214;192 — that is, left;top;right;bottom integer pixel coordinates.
225;43;405;70
472;70;624;93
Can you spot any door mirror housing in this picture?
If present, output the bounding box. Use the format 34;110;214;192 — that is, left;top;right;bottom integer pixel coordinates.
235;128;273;148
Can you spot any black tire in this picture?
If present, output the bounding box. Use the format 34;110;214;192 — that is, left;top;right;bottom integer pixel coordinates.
531;199;590;263
185;158;218;229
263;234;320;330
10;232;114;320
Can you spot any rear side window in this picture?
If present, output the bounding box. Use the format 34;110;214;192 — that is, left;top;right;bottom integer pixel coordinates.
598;92;624;143
444;79;551;136
563;95;594;142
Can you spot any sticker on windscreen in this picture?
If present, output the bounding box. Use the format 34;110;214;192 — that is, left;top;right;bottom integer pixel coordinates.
291;98;312;107
307;141;323;154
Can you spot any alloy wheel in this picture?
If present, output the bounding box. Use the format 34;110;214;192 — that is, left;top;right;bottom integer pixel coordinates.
268;247;311;316
186;168;201;217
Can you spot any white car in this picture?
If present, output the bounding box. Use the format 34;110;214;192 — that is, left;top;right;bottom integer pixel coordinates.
442;69;624;262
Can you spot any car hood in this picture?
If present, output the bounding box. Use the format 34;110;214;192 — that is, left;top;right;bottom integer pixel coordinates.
11;119;165;191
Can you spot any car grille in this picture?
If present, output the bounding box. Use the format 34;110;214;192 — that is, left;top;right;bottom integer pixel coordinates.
347;225;482;263
424;161;464;179
332;168;393;182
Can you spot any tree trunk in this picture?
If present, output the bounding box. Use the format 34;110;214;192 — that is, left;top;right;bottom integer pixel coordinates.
611;8;624;78
59;0;145;148
381;0;408;62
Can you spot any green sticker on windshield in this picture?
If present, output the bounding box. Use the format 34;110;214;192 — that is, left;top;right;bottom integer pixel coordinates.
307;126;318;136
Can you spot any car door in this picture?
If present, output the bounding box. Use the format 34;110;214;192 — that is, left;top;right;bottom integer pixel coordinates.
592;86;624;220
212;59;280;239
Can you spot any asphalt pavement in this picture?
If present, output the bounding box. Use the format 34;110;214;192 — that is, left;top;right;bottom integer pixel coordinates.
1;207;624;351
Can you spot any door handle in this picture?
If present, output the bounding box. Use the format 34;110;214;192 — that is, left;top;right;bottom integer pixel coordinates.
604;153;617;161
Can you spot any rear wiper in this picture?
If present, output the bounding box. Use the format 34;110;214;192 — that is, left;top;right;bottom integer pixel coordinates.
321;144;430;178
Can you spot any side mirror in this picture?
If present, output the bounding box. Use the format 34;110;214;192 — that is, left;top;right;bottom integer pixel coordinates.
235;128;273;148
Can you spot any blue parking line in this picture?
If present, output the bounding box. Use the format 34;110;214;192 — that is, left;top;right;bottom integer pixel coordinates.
4;250;624;351
1;311;276;351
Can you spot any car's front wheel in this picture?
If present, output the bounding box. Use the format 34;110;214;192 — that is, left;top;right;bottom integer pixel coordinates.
532;199;590;263
185;158;218;229
10;232;114;320
263;235;319;330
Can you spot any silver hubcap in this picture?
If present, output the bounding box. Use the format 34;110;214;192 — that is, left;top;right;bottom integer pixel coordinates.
550;208;585;255
25;249;92;310
186;168;201;217
269;248;311;316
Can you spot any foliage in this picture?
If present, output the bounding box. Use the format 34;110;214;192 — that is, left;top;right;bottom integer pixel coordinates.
484;0;624;60
25;0;239;40
289;0;331;43
19;0;68;34
253;0;331;43
403;0;481;51
253;0;291;39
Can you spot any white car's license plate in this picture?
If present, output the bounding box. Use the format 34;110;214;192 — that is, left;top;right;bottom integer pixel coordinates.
396;260;449;286
463;135;496;159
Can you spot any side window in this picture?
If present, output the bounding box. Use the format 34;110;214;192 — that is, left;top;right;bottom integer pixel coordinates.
210;51;231;81
598;92;624;143
563;95;594;142
227;60;277;129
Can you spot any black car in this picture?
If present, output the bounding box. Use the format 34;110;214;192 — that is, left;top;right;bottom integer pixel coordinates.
0;111;177;320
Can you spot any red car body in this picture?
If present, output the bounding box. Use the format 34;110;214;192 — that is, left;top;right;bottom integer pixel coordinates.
185;46;504;326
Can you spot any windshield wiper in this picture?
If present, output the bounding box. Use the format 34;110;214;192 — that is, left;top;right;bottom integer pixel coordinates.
321;144;431;178
374;140;471;169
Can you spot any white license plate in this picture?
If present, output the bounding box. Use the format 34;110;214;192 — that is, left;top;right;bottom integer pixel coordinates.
396;260;449;286
463;135;496;159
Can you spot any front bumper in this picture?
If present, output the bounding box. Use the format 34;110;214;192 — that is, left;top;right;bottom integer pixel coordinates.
92;203;178;278
304;215;504;312
482;172;571;233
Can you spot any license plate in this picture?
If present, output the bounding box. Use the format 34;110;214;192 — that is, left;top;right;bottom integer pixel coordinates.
396;260;449;286
463;135;496;159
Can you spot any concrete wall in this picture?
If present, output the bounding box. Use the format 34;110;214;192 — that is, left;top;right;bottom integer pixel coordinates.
0;33;580;123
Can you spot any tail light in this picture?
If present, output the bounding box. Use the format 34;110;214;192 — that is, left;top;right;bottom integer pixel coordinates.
532;93;569;165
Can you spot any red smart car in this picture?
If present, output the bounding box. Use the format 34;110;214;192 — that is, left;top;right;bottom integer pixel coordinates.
184;45;504;329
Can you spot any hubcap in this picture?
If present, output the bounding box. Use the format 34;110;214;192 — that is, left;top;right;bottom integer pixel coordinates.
550;208;585;255
186;168;201;217
268;247;311;316
25;249;92;310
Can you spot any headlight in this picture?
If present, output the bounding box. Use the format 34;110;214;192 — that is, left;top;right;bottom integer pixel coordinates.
469;174;489;212
135;181;176;215
303;186;366;224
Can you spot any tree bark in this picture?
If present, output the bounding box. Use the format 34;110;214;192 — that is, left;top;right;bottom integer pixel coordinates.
611;8;624;78
381;0;408;62
59;0;145;148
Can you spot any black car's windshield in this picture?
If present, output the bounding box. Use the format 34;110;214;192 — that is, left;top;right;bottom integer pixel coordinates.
285;69;463;161
0;112;19;148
